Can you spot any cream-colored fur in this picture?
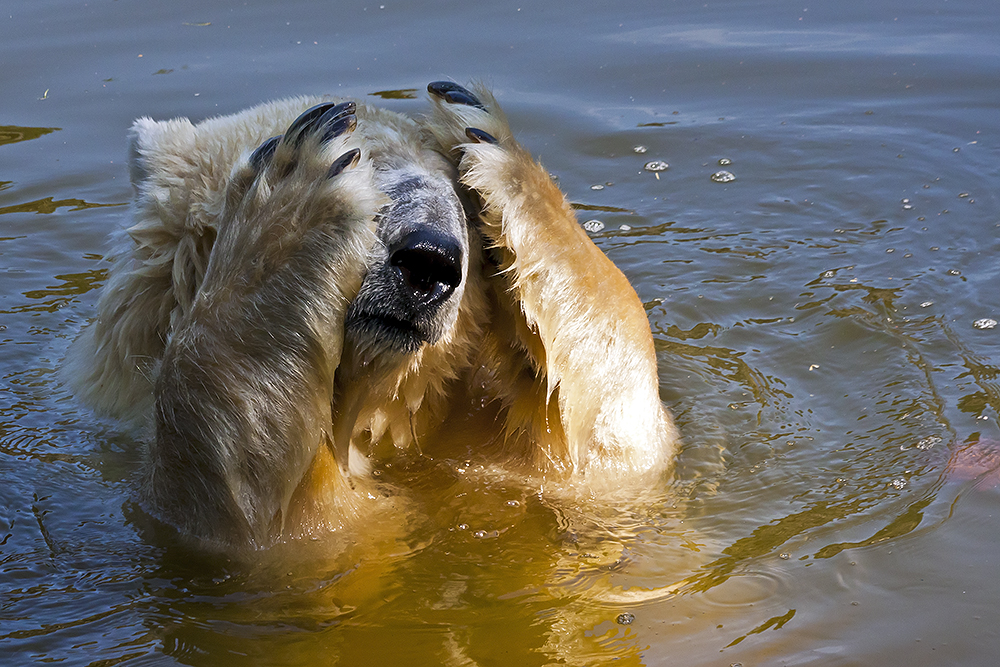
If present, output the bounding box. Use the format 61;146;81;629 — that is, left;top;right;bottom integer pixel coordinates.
66;83;678;548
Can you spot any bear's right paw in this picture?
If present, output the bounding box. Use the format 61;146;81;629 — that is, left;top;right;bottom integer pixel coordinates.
203;101;383;299
241;100;360;196
216;100;380;248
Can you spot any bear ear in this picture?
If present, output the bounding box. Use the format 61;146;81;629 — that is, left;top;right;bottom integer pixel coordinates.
127;116;197;191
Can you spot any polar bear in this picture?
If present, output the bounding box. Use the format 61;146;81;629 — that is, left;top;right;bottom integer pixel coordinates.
67;82;678;548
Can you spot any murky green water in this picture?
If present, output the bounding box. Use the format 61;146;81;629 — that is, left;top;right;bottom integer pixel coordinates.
2;0;999;665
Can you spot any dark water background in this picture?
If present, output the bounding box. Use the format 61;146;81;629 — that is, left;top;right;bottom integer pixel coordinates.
2;0;999;665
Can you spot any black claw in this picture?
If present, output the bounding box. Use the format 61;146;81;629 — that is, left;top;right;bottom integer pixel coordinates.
427;81;486;110
328;148;361;178
321;114;358;143
465;127;497;144
285;102;342;147
249;135;282;171
317;101;358;142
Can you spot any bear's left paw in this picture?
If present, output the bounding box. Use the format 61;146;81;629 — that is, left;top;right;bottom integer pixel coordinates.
425;81;513;156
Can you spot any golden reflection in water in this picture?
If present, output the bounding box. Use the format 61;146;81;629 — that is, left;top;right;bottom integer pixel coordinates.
0;197;124;216
6;269;108;314
0;125;60;146
130;455;708;666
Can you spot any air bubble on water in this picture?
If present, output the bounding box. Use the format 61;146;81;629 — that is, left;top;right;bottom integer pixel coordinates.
633;145;648;154
779;553;790;560
616;612;635;625
711;170;736;183
591;184;605;191
903;204;913;210
916;435;942;450
822;270;835;278
644;160;669;172
958;192;970;198
583;219;605;233
973;318;997;330
920;301;933;308
506;499;520;507
457;523;468;531
953;147;960;152
618;224;632;231
718;157;732;166
473;530;488;539
947;269;961;276
890;478;907;490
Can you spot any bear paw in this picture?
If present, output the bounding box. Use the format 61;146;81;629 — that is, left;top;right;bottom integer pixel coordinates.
201;101;384;298
425;81;513;156
234;100;363;210
425;81;552;228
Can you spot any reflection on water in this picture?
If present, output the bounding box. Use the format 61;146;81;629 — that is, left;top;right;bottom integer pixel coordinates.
0;126;60;147
2;0;999;664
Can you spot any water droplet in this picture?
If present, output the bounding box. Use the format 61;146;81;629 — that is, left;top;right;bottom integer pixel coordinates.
644;160;669;172
616;612;635;625
590;184;605;191
718;157;732;166
582;219;605;233
890;478;907;490
920;301;933;308
711;170;736;183
973;318;997;330
633;145;648;154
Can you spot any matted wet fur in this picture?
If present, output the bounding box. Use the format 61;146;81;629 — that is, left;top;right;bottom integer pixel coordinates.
66;82;678;549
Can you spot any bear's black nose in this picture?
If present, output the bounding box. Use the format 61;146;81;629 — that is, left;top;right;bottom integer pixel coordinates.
388;229;463;308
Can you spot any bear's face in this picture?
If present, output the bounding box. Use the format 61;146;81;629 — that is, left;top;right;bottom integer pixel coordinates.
345;167;473;357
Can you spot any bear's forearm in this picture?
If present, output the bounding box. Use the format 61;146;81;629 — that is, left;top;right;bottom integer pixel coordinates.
147;305;340;547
